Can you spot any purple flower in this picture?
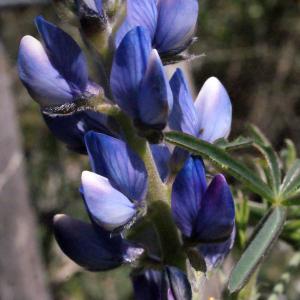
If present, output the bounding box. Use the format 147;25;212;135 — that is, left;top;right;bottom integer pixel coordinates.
18;16;100;107
53;214;144;271
115;0;199;56
111;27;173;135
171;157;235;269
169;69;232;142
132;266;192;300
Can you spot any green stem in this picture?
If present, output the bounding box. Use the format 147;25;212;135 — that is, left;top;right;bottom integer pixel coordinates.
147;201;186;271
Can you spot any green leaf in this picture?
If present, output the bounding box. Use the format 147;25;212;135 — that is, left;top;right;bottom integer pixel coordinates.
248;124;281;194
281;193;300;206
280;159;300;198
280;139;297;171
228;206;287;293
165;131;273;200
254;144;281;194
214;136;253;151
247;123;271;146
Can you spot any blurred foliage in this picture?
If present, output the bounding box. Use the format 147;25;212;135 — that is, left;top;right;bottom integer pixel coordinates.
0;0;299;299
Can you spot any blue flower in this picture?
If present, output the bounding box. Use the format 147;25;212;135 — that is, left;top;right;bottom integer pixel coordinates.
53;214;144;271
111;27;173;135
81;171;138;231
83;132;148;230
168;69;232;171
169;69;232;142
85;131;148;201
115;0;199;56
132;266;192;300
171;157;235;268
197;228;236;271
18;16;100;107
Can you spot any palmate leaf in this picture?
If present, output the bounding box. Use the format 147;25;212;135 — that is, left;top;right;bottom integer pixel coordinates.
228;206;286;293
164;131;273;200
248;124;281;195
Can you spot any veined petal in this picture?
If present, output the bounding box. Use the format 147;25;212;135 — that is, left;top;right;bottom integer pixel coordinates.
193;174;235;242
171;157;207;237
35;16;88;94
194;77;232;142
53;214;124;271
150;144;171;182
43;110;119;154
111;26;152;118
138;49;173;127
198;226;236;271
85;132;148;201
18;35;73;106
169;69;199;136
115;0;157;48
155;0;198;54
81;171;136;231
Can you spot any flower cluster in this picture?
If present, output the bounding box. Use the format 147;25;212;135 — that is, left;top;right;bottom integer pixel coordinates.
18;0;235;298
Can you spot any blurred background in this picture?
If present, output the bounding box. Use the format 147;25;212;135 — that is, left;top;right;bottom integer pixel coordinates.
0;0;299;299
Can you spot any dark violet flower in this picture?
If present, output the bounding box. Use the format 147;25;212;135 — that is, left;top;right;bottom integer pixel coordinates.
132;269;162;300
53;214;144;271
132;266;192;300
18;16;100;107
171;157;235;269
111;26;173;136
169;68;232;142
115;0;199;56
43;111;119;154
